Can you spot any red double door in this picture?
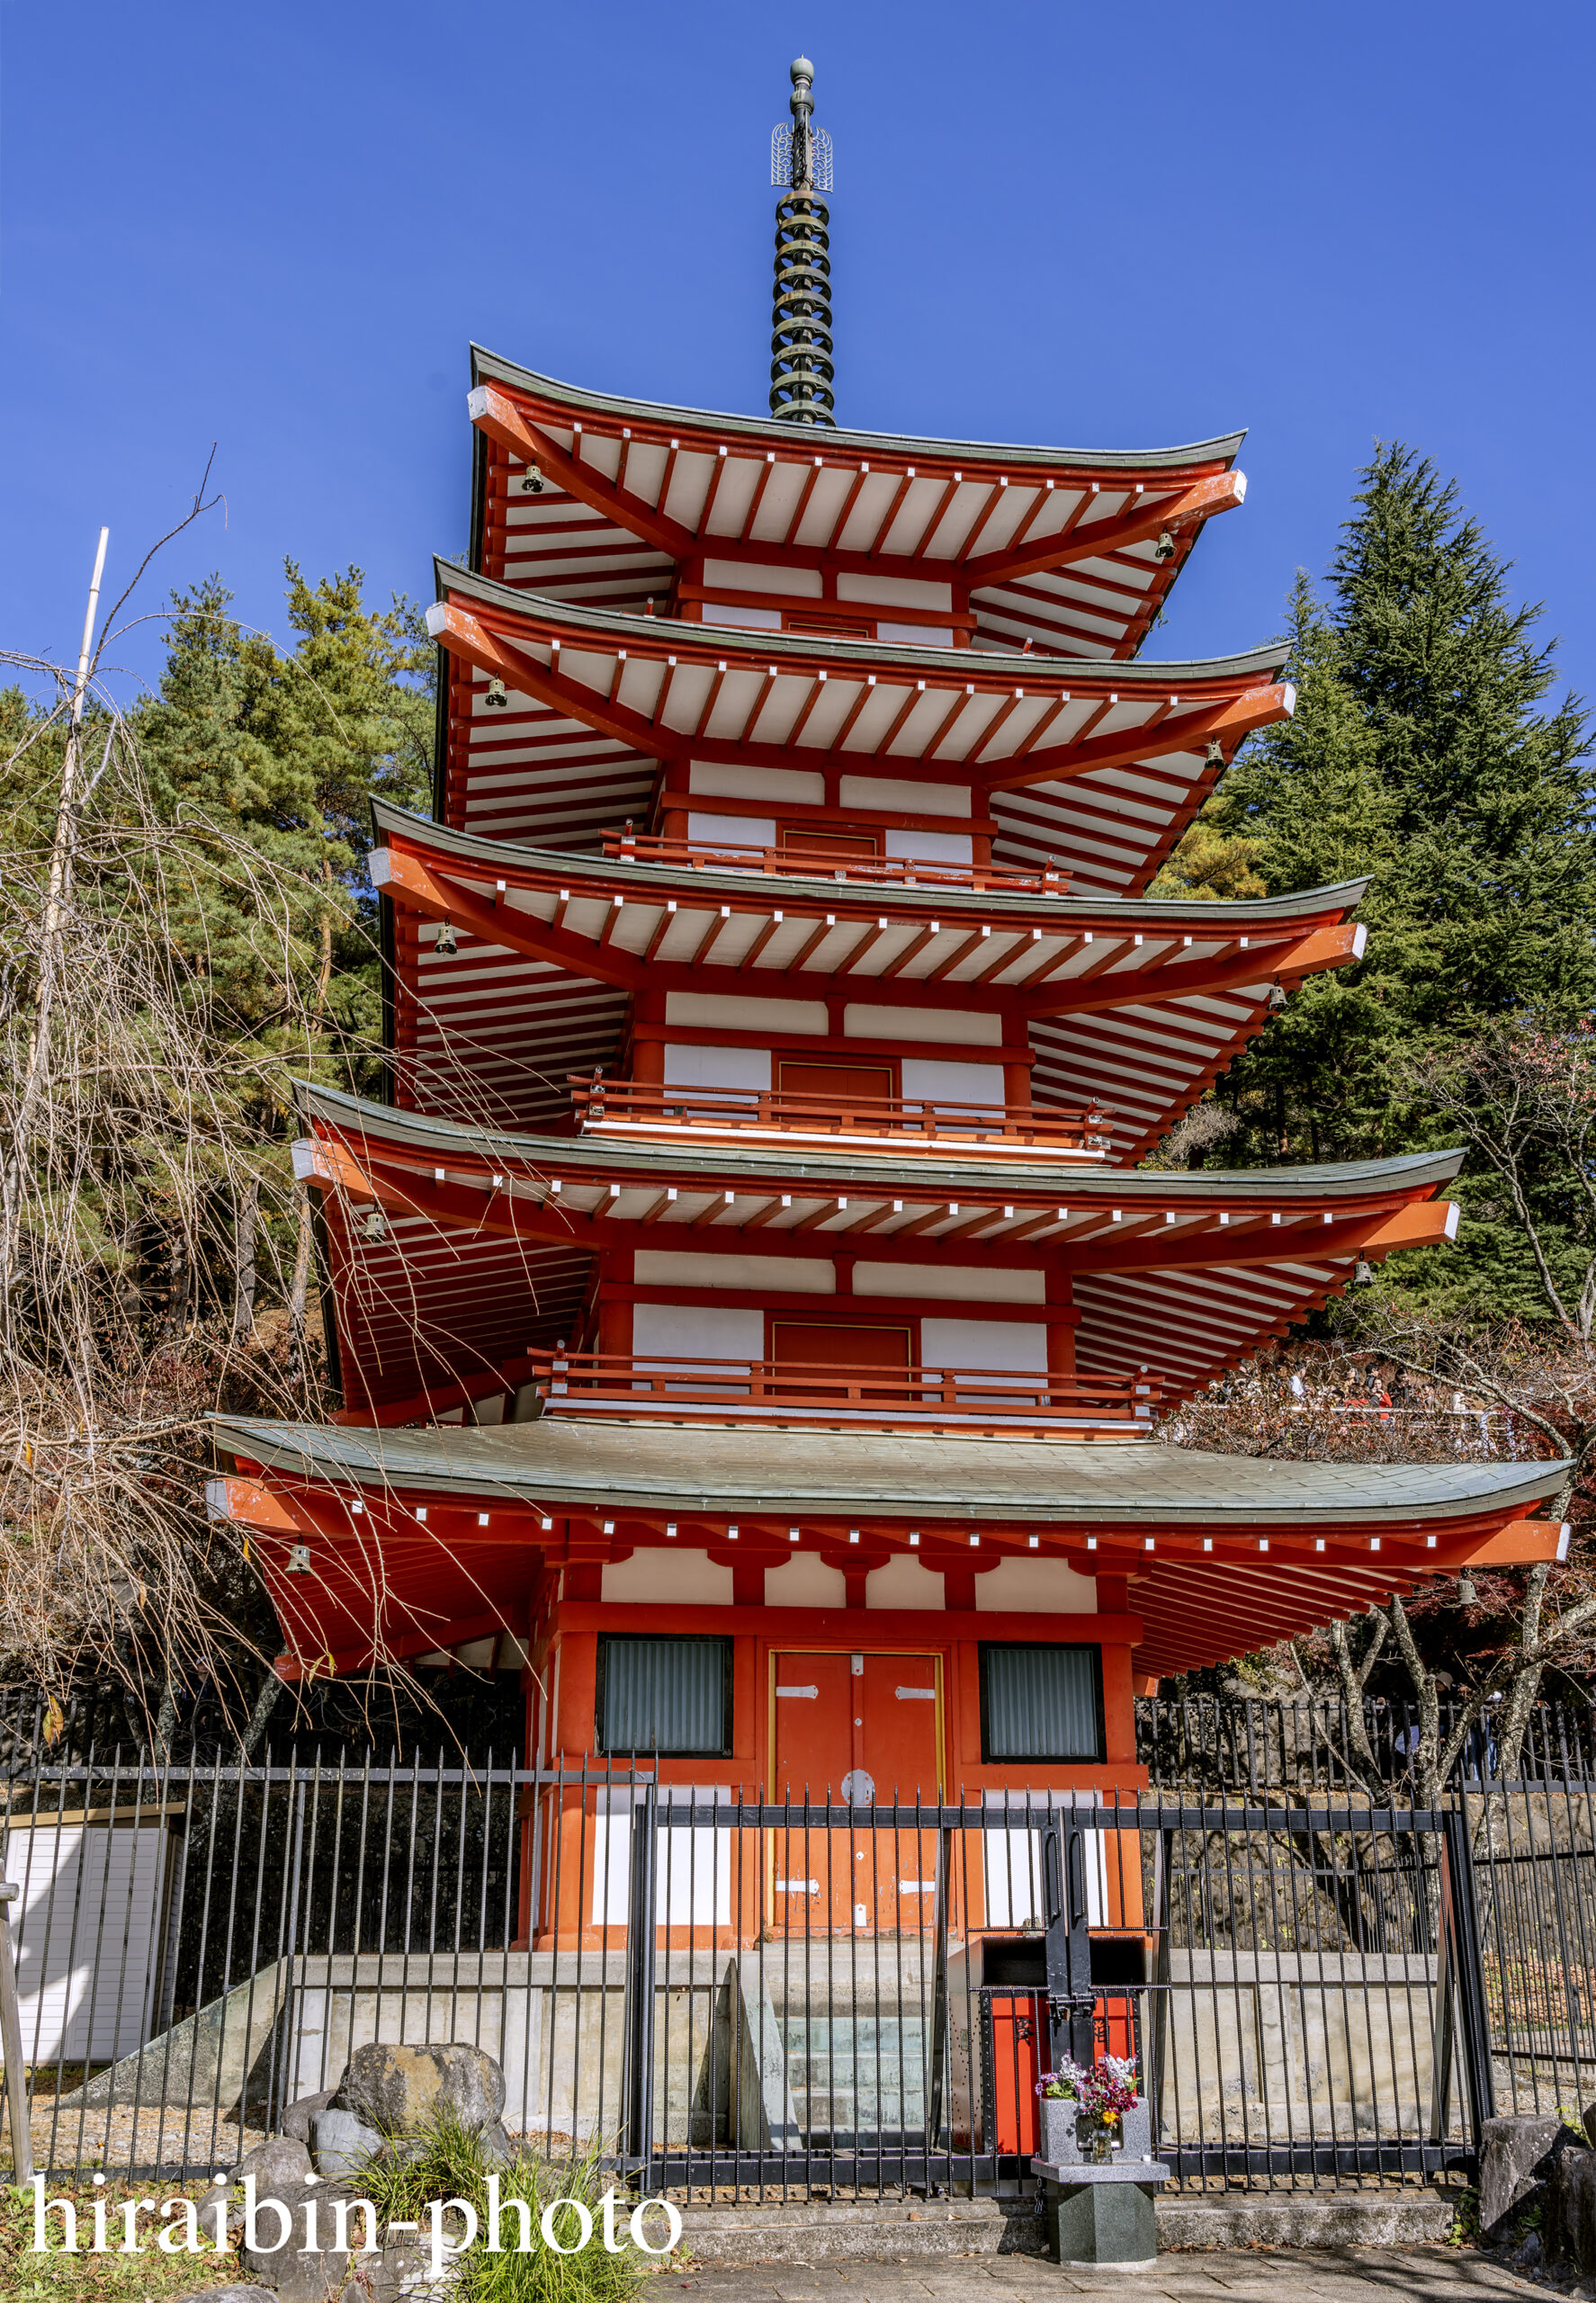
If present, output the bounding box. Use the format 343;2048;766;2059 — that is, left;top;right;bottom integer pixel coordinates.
770;1650;942;1933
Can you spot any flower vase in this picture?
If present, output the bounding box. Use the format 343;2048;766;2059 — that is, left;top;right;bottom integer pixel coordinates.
1085;2116;1121;2164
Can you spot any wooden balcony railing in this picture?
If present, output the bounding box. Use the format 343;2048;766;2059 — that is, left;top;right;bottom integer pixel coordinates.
521;1350;1158;1438
569;1078;1116;1157
599;829;1070;895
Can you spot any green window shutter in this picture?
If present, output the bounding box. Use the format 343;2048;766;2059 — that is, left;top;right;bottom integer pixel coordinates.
596;1636;732;1756
979;1644;1103;1762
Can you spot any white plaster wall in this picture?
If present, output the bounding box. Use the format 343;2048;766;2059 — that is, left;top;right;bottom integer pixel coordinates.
662;1044;772;1089
704;559;823;598
839;776;971;818
686;812;776;847
631;1304;764;1363
689;761;827;806
878;625;955;647
837;573;954;611
855;1263;1045;1304
919;1318;1049;1371
900;1058;1006;1104
885;830;974;866
601;1550;733;1604
865;1554;945;1610
973;1556;1097;1612
845;1003;1000;1046
635;1250;834;1294
668;991;826;1035
768;1554;849;1608
699;604;781;630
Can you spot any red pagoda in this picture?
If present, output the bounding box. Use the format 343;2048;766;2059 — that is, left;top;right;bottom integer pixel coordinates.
212;58;1565;1924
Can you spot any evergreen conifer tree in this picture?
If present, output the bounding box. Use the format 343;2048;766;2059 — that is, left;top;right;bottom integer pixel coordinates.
1191;444;1596;1167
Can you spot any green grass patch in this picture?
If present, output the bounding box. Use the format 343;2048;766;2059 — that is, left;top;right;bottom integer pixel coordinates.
1;2178;226;2302
353;2110;655;2301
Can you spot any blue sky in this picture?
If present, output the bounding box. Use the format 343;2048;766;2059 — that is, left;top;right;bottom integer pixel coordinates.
4;1;1592;714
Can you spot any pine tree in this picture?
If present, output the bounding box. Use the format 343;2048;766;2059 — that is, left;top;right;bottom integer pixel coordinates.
1206;445;1596;1167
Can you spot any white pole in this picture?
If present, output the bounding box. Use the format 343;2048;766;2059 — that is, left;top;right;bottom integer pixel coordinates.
0;1882;31;2183
43;526;110;931
72;526;110;721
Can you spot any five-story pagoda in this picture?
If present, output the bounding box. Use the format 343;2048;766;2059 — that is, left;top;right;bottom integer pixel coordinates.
212;60;1566;1897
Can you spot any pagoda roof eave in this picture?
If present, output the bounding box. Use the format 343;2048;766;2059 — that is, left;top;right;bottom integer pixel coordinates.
211;1411;1565;1527
370;795;1369;928
434;558;1288;691
469;346;1248;478
296;1079;1463;1205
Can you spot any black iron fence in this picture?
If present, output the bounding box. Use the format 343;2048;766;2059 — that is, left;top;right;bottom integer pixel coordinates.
12;1688;1596;1790
1139;1694;1596;1793
3;1752;1557;2197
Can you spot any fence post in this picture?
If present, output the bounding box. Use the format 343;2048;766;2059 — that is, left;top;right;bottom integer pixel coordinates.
0;1879;31;2182
623;1781;658;2186
1042;1811;1095;2071
1439;1805;1496;2144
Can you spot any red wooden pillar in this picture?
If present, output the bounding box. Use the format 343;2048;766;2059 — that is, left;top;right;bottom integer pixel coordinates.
1046;1271;1076;1379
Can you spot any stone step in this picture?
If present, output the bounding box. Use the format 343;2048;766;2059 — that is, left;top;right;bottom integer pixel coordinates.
672;2186;1468;2267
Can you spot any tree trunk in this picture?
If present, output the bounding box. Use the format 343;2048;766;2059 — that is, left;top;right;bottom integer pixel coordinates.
231;1177;260;1344
1;533;109;1311
288;1183;314;1373
240;1670;284;1759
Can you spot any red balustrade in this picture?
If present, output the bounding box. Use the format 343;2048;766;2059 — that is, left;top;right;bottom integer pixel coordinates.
569;1077;1114;1156
521;1349;1157;1436
599;829;1070;894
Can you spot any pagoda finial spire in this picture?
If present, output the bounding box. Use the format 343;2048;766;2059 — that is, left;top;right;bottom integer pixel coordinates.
768;56;836;427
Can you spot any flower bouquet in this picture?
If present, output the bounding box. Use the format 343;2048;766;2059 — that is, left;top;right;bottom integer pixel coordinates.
1036;2053;1139;2163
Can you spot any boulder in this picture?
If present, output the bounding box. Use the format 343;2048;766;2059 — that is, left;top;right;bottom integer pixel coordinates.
312;2105;387;2179
235;2181;382;2283
231;2135;315;2195
343;2237;442;2302
172;2290;279;2302
1478;2113;1568;2235
271;2256;353;2303
335;2041;505;2137
1548;2146;1596;2276
282;2088;338;2145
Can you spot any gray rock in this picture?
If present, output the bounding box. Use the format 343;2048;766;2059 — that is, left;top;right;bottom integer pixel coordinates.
282;2087;339;2145
269;2255;351;2303
335;2040;505;2137
236;2182;382;2279
232;2134;315;2194
312;2105;386;2178
1480;2114;1568;2235
344;2238;453;2301
1547;2146;1596;2275
172;2290;280;2303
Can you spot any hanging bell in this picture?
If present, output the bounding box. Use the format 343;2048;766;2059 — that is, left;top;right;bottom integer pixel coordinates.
520;462;544;494
1457;1574;1478;1607
435;919;457;956
484;678;508;709
1352;1259;1375;1286
1205;738;1225;770
1152;527;1177;563
1268;982;1287;1012
362;1206;388;1242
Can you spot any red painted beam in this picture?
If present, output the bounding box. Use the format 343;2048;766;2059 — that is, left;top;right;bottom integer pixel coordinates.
965;470;1247;592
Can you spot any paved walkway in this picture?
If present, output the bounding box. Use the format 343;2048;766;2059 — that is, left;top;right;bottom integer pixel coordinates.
651;2249;1536;2300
